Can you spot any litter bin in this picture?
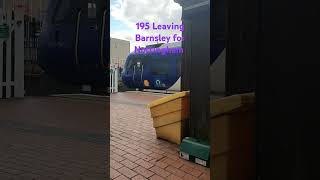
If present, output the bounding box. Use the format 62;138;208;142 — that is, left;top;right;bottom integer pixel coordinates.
0;25;9;39
210;92;256;180
148;91;190;144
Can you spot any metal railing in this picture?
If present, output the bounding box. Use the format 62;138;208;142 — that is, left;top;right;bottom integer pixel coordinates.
24;37;38;64
24;15;40;65
24;15;43;78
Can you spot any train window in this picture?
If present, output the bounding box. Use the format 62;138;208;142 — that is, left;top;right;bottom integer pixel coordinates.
125;58;135;69
151;60;169;76
88;2;97;19
136;62;141;68
88;2;97;8
53;0;71;23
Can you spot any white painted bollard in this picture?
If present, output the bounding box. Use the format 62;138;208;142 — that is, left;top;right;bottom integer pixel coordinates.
0;0;24;98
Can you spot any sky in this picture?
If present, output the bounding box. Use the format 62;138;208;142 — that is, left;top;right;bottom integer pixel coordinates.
110;0;182;52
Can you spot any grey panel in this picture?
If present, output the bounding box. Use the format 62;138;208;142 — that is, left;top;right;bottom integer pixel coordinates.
180;4;210;139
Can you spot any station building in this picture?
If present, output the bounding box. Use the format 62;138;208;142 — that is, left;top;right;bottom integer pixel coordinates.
110;38;130;68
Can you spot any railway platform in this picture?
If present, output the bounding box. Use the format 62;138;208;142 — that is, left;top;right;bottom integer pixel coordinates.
0;91;210;179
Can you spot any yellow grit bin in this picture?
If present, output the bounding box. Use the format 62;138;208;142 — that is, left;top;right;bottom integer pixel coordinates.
148;91;190;144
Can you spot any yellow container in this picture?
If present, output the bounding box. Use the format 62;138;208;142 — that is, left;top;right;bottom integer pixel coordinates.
148;91;190;144
209;93;256;180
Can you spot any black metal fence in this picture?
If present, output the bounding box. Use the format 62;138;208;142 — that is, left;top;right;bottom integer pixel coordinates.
24;15;40;64
24;15;41;75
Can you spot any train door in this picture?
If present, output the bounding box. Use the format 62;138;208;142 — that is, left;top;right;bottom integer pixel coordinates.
168;55;178;85
166;55;182;91
76;0;100;68
132;58;144;89
97;0;108;68
150;55;170;89
39;0;75;72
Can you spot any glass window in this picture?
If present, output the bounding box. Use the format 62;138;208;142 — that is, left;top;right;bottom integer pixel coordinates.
151;59;169;76
125;56;145;71
125;57;135;69
53;0;70;23
88;2;97;19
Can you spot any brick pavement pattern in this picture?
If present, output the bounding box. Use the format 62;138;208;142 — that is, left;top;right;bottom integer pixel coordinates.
0;96;109;179
110;92;210;180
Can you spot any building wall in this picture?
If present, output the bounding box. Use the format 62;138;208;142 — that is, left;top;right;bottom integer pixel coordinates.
25;0;49;20
110;38;130;68
0;0;13;20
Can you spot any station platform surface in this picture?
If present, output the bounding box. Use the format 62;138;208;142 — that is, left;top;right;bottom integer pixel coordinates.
0;96;108;179
110;91;210;180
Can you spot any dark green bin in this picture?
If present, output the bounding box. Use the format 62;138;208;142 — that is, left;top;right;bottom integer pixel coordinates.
0;25;9;39
179;137;210;167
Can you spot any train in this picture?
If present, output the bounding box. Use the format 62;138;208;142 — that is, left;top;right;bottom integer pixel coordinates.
122;43;182;91
38;0;224;92
38;0;108;87
122;42;226;92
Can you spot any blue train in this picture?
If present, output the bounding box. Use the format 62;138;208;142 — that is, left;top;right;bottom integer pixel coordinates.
38;0;108;87
122;42;225;91
122;43;182;91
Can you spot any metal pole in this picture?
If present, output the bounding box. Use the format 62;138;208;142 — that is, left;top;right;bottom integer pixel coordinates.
5;6;11;98
14;0;25;97
115;68;118;93
110;69;113;93
0;0;4;97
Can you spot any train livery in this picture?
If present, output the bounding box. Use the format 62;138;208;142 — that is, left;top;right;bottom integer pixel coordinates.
121;43;183;91
121;53;182;91
38;0;108;87
122;41;226;92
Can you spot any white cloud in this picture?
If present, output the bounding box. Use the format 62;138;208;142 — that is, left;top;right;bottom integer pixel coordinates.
110;0;182;52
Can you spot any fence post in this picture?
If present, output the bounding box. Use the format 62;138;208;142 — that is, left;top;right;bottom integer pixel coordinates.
110;68;113;93
109;67;119;94
14;0;25;97
0;0;3;97
115;68;118;93
0;0;24;99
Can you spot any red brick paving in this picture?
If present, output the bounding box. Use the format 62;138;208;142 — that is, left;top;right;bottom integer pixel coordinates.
132;175;148;180
133;166;154;178
149;166;171;178
0;96;108;179
149;175;165;180
114;175;131;180
111;92;210;180
121;159;139;169
167;174;184;180
165;166;186;178
117;167;138;178
111;159;124;170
